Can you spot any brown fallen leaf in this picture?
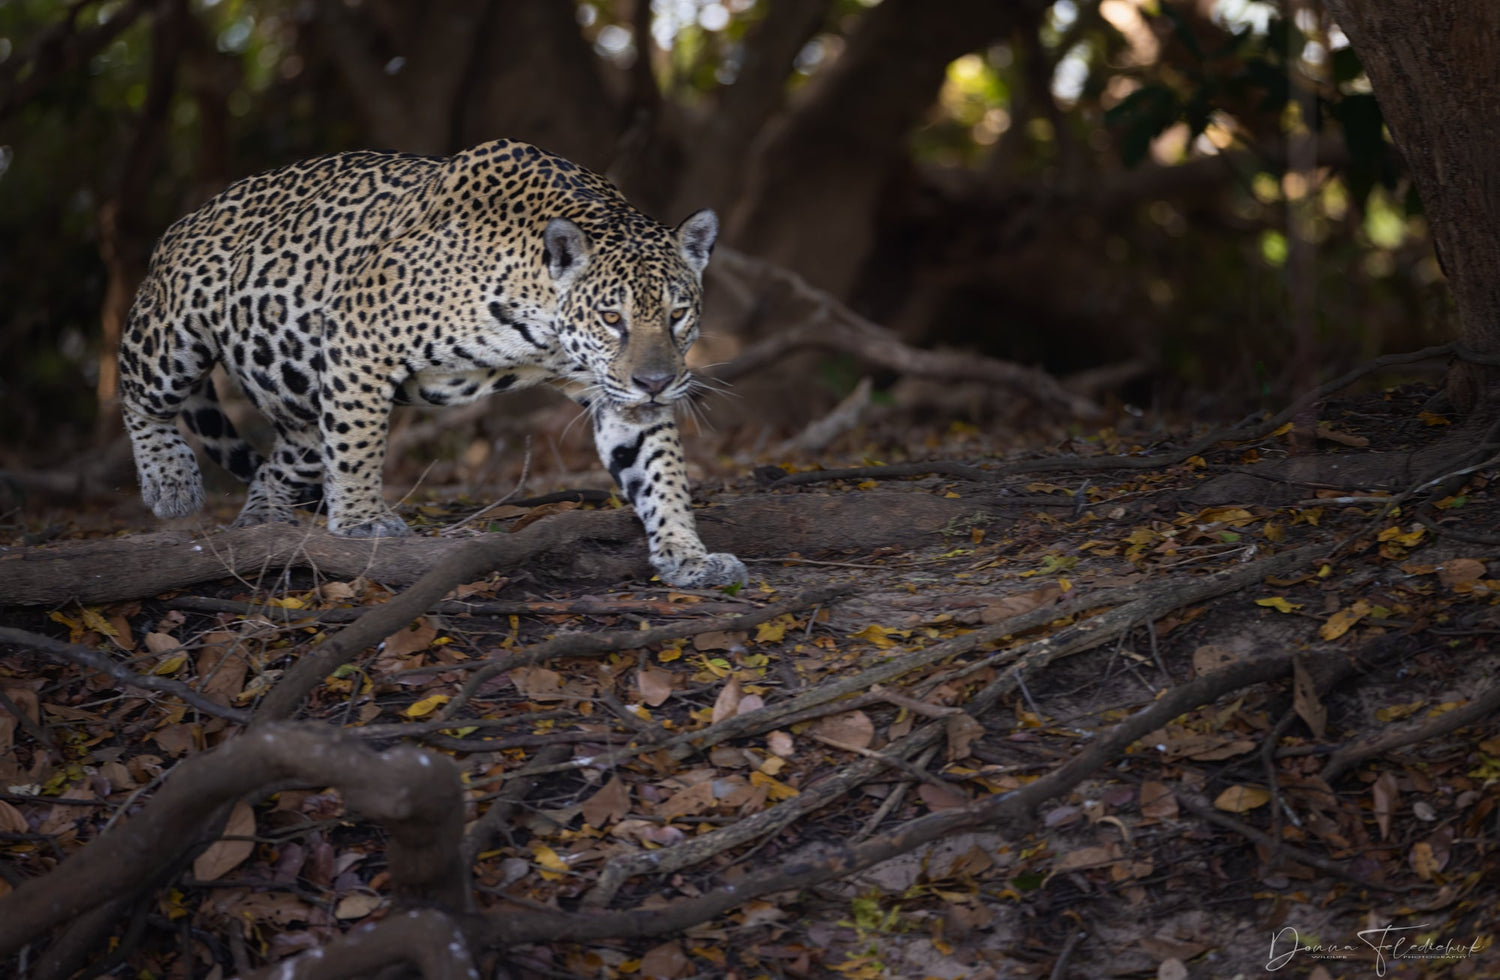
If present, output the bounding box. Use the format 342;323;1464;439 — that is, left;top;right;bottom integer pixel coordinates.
1213;785;1271;813
581;775;631;829
1437;557;1487;588
1052;843;1121;872
944;714;985;763
766;730;795;758
693;630;748;652
196;632;251;707
712;676;742;724
143;631;179;655
980;583;1065;624
1139;781;1177;821
810;710;875;750
917;782;968;811
639;940;691;980
0;800;27;834
193;799;256;881
333;892;383;920
1313;422;1369;447
1156;957;1189;980
1372;771;1398;840
637;666;675;707
511;665;565;701
657;781;716;821
382;617;438;659
1292;655;1326;738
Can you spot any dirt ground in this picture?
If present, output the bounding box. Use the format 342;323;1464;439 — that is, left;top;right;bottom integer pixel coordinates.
2;381;1498;979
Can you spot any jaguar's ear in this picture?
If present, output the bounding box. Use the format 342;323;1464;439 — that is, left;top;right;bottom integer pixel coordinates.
543;218;592;288
674;209;718;277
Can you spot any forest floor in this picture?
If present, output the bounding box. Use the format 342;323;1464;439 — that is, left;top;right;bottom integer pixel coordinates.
1;378;1498;979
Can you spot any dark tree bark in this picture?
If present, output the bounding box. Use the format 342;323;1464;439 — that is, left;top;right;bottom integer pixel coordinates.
665;0;835;218
1326;0;1500;411
458;0;621;167
727;0;1042;296
313;0;494;154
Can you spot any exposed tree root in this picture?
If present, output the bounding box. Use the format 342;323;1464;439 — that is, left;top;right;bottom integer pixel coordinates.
0;626;252;723
0;490;969;606
0;724;466;967
708;247;1101;418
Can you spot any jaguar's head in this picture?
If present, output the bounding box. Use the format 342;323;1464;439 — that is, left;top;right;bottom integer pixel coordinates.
543;209;717;411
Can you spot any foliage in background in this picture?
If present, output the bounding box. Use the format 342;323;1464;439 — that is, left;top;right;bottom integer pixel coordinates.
0;0;1443;461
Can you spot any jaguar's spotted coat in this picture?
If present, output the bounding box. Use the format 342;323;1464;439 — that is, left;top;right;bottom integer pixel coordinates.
119;139;745;587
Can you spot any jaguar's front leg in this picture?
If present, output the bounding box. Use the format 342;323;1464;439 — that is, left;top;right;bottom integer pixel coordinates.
318;379;410;538
593;404;746;587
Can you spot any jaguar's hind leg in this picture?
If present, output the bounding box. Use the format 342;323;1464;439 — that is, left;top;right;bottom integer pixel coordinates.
123;405;206;519
234;425;325;527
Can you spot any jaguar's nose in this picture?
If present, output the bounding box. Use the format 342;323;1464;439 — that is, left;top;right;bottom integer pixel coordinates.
632;372;675;396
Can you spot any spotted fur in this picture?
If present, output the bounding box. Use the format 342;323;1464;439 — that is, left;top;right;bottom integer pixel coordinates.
119;139;745;587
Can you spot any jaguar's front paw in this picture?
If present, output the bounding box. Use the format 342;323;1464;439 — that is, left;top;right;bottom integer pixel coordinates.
654;551;748;588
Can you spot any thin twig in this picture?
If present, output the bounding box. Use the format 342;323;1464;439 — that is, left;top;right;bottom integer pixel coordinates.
0;627;251;724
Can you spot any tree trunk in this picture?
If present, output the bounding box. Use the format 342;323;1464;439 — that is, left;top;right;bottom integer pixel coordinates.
727;0;1035;297
1326;0;1500;411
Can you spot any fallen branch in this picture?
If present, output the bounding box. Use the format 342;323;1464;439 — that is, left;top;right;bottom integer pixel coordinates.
463;744;573;867
1173;793;1403;892
1321;678;1500;782
0;490;969;606
0;626;252;724
238;907;477;980
166;593;759;623
708;247;1100;419
0;723;466;960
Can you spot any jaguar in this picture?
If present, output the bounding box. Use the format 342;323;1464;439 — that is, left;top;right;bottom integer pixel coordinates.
119;139;746;587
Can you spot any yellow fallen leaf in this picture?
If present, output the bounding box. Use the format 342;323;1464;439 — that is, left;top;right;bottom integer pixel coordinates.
749;770;799;801
1195;507;1256;526
1255;596;1302;613
1377;525;1425;547
404;693;450;718
152;652;189;676
79;607;119;637
1318;599;1372;641
1417;410;1451;427
755;614;797;644
1214;785;1271;813
532;844;570;873
1375;701;1425;723
850;624;911;648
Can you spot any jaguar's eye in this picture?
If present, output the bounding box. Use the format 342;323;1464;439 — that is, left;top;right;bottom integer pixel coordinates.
669;307;689;323
600;310;622;326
